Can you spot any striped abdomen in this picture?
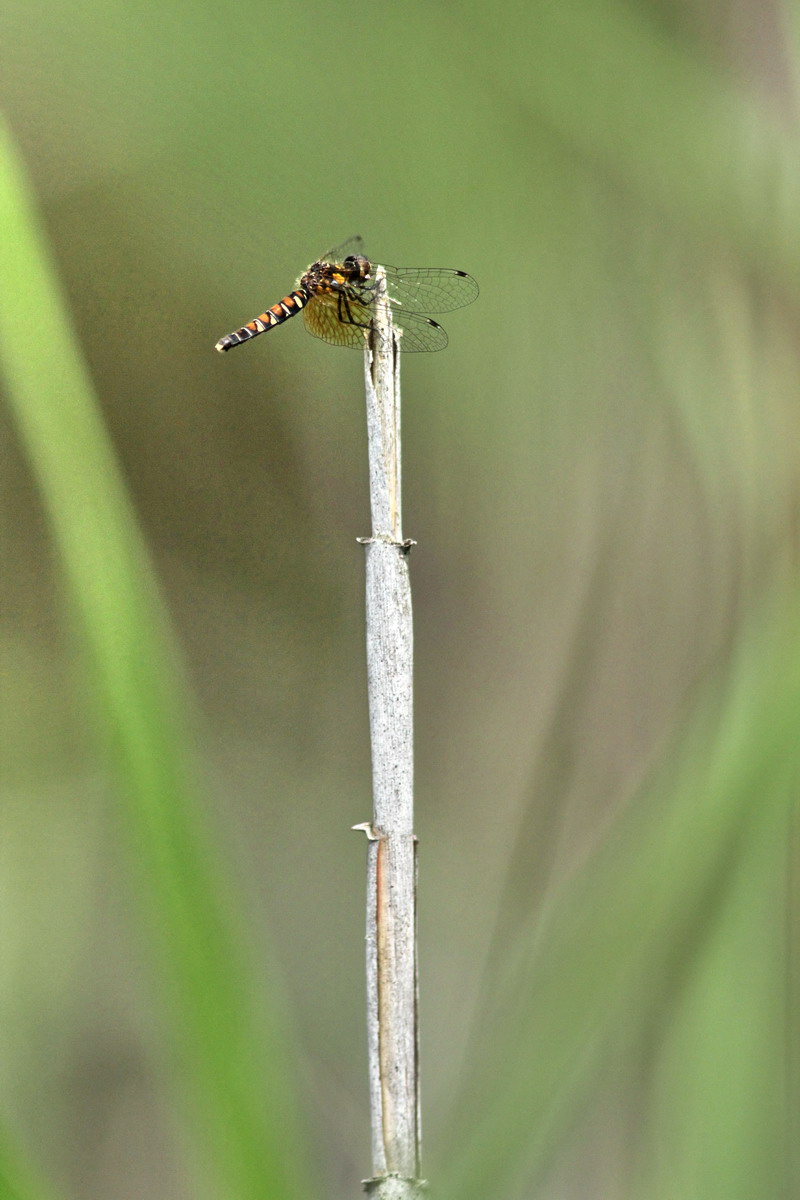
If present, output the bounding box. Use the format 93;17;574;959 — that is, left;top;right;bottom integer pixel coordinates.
215;288;309;352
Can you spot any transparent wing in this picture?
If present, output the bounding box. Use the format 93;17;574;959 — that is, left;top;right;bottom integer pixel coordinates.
302;292;449;352
383;265;479;314
316;245;477;314
391;310;449;352
302;292;372;348
319;235;365;264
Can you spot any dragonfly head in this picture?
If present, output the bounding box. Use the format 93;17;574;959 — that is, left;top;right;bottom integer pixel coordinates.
343;254;371;282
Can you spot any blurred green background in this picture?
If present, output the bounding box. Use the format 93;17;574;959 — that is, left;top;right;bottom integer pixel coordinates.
2;2;800;1199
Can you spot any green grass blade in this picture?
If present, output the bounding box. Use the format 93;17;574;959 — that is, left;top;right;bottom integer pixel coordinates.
0;116;309;1200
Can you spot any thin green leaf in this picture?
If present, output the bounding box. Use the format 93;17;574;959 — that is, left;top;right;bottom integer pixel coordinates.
0;116;309;1200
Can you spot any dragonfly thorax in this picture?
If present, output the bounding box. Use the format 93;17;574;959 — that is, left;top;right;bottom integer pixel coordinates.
300;254;373;296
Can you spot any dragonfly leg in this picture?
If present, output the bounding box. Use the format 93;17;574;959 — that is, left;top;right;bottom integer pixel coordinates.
337;291;371;330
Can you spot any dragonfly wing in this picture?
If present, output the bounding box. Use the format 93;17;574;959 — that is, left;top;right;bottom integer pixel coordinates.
302;293;448;352
382;266;479;314
391;310;449;352
302;293;372;348
319;235;365;264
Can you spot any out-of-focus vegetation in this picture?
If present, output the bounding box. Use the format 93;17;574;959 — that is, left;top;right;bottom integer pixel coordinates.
1;3;798;1199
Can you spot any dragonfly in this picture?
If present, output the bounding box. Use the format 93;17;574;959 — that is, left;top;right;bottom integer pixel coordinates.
215;237;478;354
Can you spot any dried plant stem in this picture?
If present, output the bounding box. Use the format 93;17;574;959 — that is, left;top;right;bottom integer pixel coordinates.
355;269;423;1200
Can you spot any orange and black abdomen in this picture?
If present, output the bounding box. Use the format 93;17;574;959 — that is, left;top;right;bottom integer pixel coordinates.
215;288;309;352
